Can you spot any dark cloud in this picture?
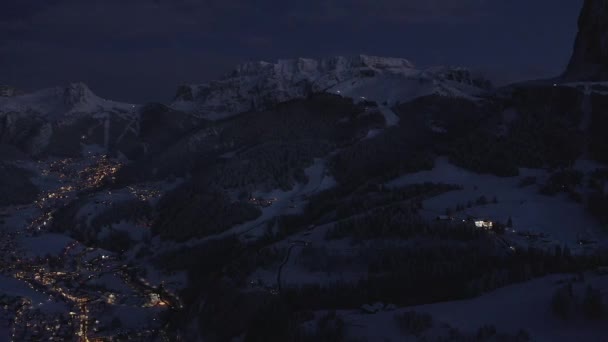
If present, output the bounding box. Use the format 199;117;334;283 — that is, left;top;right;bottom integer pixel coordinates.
1;0;487;43
0;0;584;102
288;0;489;26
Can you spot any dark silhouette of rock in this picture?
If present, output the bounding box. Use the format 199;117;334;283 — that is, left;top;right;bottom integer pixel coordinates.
564;0;608;81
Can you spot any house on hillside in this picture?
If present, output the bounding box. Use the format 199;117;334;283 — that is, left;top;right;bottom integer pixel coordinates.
474;219;493;229
248;196;278;207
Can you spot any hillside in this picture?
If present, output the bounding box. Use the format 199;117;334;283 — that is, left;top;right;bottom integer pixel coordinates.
1;2;608;340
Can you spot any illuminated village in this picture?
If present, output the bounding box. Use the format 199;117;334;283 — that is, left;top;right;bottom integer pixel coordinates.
1;1;608;340
0;153;180;341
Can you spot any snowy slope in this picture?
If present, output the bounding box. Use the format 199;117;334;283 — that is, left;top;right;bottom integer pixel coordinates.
171;55;491;119
341;273;608;342
387;157;608;249
0;83;143;156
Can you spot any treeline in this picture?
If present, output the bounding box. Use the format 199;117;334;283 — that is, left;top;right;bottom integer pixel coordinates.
253;183;461;245
395;311;530;341
218;93;385;148
301;182;457;229
588;192;608;228
551;280;607;320
325;182;459;223
330;127;435;186
590;93;608;163
392;86;587;177
584;169;608;226
446;96;584;176
214;140;331;191
326;212;488;241
152;180;261;241
283;245;607;312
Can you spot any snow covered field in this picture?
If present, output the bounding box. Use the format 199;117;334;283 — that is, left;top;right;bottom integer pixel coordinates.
412;273;608;341
338;273;608;342
387;157;607;248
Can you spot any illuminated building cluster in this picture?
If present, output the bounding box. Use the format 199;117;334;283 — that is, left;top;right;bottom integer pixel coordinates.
77;155;122;190
3;242;173;341
127;185;162;203
0;154;179;341
248;196;278;208
474;219;494;229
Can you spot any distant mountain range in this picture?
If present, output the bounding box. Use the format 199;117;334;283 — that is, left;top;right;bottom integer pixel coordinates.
0;57;494;157
171;55;492;119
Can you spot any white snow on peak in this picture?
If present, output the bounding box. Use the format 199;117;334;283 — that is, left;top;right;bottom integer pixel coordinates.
171;55;490;119
0;82;138;120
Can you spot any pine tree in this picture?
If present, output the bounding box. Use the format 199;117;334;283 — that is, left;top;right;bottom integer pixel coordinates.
583;285;604;319
551;285;573;319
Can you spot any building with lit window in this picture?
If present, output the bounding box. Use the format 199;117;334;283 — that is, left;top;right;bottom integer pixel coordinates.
474;219;493;229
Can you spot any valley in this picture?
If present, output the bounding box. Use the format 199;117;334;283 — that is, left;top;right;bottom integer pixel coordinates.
1;2;608;338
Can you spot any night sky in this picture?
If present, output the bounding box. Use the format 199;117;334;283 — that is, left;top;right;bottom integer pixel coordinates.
1;0;583;103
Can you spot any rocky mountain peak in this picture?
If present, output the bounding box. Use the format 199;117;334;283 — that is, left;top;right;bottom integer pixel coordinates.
62;82;95;107
171;55;488;119
356;55;415;69
563;0;608;81
224;55;416;79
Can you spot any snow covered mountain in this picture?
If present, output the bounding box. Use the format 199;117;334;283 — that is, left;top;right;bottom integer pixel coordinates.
0;83;207;159
0;82;137;122
0;83;140;156
171;55;492;119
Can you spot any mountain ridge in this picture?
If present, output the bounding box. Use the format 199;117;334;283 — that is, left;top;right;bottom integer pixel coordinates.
0;82;138;121
171;55;492;119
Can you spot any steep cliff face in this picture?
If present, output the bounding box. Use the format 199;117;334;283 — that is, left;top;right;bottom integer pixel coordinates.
564;0;608;81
